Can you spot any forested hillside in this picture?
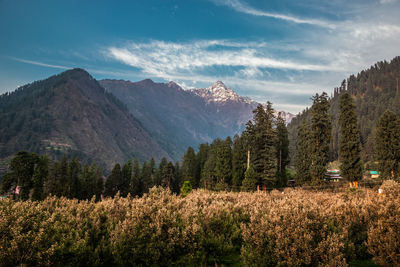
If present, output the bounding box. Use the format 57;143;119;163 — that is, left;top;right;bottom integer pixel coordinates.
288;56;400;163
0;69;170;170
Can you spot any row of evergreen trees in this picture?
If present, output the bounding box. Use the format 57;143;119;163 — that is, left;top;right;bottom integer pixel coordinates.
4;93;398;199
177;102;290;191
295;91;365;184
1;152;103;201
295;89;400;183
1;101;291;199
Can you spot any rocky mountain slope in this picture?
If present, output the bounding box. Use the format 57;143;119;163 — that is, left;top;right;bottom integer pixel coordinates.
0;69;170;170
100;79;258;160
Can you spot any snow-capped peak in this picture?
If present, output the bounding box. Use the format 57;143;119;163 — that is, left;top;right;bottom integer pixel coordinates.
191;81;253;104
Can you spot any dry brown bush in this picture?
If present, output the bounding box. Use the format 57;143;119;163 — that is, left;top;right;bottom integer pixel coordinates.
1;182;399;266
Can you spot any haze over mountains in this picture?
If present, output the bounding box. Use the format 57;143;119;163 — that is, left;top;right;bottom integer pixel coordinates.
1;56;399;171
100;79;264;161
0;68;295;170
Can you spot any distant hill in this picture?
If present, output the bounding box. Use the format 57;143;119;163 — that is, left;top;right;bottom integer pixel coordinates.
288;56;400;163
100;79;259;160
0;68;295;171
0;69;170;170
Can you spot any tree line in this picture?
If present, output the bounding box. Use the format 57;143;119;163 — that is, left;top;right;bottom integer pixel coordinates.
178;102;290;191
2;92;399;200
1;101;291;199
295;90;400;183
289;56;400;163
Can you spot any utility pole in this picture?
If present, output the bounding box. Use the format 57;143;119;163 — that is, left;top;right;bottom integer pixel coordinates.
247;149;250;169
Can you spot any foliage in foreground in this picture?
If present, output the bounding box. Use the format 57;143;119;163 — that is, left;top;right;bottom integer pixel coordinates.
1;181;400;266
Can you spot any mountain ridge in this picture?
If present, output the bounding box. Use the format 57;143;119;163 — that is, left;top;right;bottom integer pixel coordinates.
0;68;170;170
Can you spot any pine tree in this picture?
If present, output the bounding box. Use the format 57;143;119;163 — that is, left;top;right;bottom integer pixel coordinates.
31;155;49;201
375;110;400;179
232;134;247;190
339;92;362;181
172;162;182;194
215;136;232;188
105;163;122;197
250;104;267;182
121;160;132;197
247;103;277;187
79;163;90;199
8;151;38;200
310;93;331;184
94;166;104;201
295;120;312;184
241;165;257;191
162;162;175;189
155;157;168;186
120;160;132;197
141;161;154;193
197;143;210;176
67;157;81;199
275;112;289;187
130;158;142;196
148;158;156;187
45;158;67;197
262;102;277;187
182;147;199;188
201;139;221;189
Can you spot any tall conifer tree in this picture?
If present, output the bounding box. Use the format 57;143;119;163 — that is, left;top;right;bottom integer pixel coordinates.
182;147;199;187
295;120;312;183
130;158;142;196
375;110;400;179
67;157;81;199
339;92;362;181
105;163;122;197
121;160;132;197
215;136;233;187
310;92;331;184
275;112;289;187
31;155;49;201
232;134;247;190
262;102;277;187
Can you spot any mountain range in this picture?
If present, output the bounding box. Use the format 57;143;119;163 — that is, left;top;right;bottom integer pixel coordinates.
0;69;169;170
0;69;294;170
100;79;262;161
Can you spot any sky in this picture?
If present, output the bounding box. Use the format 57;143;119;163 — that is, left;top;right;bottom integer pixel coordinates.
0;0;400;113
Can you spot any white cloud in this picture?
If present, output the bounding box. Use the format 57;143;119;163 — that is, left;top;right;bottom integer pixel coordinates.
105;39;337;79
103;15;400;113
10;57;71;70
210;0;336;29
380;0;396;4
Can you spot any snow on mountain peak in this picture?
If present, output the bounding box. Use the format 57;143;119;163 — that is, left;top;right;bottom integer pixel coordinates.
192;81;253;104
211;80;227;89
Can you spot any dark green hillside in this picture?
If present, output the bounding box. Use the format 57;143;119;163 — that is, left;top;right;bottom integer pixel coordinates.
288;56;400;163
0;69;170;171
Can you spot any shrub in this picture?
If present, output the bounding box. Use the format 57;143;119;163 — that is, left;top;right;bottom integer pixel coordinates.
1;185;399;266
180;181;192;197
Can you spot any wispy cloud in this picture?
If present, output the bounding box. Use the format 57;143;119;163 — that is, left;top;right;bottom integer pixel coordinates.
210;0;336;29
105;40;336;79
10;57;71;70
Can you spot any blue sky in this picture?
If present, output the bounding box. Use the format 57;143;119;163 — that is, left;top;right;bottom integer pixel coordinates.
1;0;400;113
